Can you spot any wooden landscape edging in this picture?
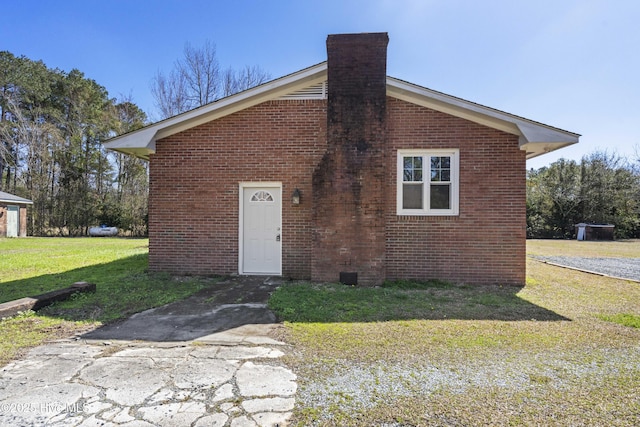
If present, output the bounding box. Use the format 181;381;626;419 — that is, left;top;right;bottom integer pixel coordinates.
0;282;96;318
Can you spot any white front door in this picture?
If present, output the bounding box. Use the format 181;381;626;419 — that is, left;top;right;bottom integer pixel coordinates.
241;185;281;275
6;206;19;237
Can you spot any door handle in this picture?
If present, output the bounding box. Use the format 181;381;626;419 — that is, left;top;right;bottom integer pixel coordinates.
276;234;280;242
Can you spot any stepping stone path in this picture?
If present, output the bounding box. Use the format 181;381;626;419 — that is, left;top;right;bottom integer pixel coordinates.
0;338;296;426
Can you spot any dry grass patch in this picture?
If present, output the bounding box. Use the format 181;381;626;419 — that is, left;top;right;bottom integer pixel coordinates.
524;257;640;318
274;241;640;426
0;311;93;366
527;238;640;258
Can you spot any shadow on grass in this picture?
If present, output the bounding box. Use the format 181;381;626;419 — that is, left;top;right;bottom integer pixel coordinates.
3;263;569;344
3;255;281;342
267;280;570;323
1;254;218;325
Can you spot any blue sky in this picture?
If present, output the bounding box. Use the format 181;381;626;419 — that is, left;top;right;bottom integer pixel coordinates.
2;0;638;169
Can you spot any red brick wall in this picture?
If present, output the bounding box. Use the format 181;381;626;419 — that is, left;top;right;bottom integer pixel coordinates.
148;97;526;285
149;100;326;277
385;98;526;285
19;206;27;237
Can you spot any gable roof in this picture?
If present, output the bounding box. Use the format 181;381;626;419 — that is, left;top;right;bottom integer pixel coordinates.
104;62;579;160
0;191;33;205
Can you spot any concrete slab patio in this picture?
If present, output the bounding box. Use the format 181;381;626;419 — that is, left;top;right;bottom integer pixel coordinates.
0;276;297;427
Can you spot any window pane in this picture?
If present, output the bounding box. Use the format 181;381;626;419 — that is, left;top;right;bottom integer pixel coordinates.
430;155;451;183
430;184;450;209
403;156;423;182
403;183;423;209
251;190;274;202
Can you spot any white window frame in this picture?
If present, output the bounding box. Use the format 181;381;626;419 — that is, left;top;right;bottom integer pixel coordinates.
396;149;460;216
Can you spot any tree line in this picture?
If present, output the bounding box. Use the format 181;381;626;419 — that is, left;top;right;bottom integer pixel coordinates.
0;41;269;236
0;51;149;236
7;44;635;241
527;151;640;239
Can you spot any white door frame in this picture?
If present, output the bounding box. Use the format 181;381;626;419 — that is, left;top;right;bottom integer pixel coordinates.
6;205;19;238
238;182;282;275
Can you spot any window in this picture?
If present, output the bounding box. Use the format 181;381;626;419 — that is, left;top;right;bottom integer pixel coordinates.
397;149;459;215
250;190;274;202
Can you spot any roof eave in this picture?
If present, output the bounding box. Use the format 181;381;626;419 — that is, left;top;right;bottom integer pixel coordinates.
516;121;579;160
103;63;328;157
386;77;580;160
0;197;33;205
104;65;579;163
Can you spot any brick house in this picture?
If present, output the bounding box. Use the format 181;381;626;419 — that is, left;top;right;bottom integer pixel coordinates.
0;191;32;237
105;33;579;286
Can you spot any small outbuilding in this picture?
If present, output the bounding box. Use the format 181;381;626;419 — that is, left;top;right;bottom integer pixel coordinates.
576;223;615;241
0;191;33;237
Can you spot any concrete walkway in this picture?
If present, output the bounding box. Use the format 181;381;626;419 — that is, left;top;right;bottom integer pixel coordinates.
0;277;297;427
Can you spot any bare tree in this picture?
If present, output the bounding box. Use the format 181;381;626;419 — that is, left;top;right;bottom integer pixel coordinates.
222;65;272;97
179;40;220;107
151;40;271;119
150;68;190;119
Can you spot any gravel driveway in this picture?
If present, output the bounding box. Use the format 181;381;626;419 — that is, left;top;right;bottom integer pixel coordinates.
530;256;640;281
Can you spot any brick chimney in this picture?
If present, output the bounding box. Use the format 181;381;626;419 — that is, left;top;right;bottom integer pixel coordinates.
311;33;389;286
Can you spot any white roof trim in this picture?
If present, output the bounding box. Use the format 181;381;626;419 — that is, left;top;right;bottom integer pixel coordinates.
0;191;33;204
386;78;579;160
104;62;578;161
104;63;328;160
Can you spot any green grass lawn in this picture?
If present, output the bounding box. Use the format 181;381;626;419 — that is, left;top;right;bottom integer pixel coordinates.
0;237;218;366
270;240;640;426
1;237;149;301
2;238;639;425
